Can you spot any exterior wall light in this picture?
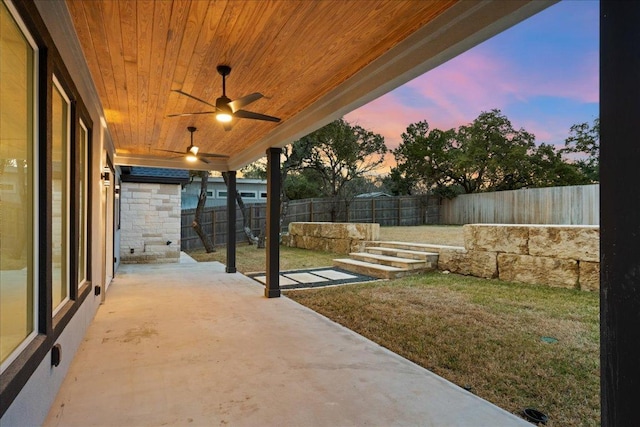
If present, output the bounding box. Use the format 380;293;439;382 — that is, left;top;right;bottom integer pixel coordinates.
100;168;111;186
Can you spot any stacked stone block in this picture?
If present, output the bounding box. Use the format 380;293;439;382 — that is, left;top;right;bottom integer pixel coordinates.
283;222;379;254
120;183;182;264
442;224;599;290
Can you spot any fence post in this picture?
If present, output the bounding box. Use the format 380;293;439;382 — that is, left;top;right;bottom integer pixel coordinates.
249;204;253;235
372;198;376;224
397;198;401;226
310;199;314;222
211;209;216;245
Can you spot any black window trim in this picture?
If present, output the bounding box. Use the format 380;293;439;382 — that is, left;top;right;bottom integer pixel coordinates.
0;0;94;417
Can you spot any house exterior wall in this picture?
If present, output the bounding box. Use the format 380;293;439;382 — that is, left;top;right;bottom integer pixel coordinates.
1;1;112;423
120;183;182;264
181;177;267;209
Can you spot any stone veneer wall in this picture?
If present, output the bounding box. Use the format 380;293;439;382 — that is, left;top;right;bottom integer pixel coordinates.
120;183;182;264
438;224;599;291
282;222;380;254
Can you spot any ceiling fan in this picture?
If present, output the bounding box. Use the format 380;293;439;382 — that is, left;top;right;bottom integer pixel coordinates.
155;126;228;164
168;65;281;131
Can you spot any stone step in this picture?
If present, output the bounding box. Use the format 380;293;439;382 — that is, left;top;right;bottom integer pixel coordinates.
333;258;411;280
365;241;465;254
349;252;429;270
366;246;439;262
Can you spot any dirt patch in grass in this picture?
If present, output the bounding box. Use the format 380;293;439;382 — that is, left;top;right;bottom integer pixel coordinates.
379;225;464;246
186;243;337;273
285;273;599;426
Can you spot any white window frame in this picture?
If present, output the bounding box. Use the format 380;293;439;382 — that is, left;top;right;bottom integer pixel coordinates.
239;191;257;199
0;0;39;374
51;74;71;317
216;190;228;198
77;119;89;289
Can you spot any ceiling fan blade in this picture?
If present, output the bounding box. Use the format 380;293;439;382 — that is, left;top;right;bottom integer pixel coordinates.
234;109;281;122
167;111;216;118
172;89;217;109
197;157;210;164
228;93;263;113
199;152;230;158
155;148;187;155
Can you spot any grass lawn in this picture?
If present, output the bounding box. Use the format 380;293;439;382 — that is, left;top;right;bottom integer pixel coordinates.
186;243;337;273
285;273;600;427
186;225;599;425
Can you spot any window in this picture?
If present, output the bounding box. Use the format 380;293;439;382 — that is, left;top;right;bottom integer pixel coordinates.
77;120;88;288
206;190;214;197
51;75;70;315
240;191;256;199
260;192;267;199
0;0;37;370
217;190;227;198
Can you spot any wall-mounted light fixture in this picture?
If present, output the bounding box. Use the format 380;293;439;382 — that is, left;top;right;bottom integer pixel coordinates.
101;167;111;187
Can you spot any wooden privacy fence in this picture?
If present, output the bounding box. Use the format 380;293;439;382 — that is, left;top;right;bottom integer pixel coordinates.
181;195;441;250
181;204;268;251
440;184;599;225
284;195;440;226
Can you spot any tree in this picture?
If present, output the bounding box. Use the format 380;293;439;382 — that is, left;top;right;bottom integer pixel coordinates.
191;171;216;253
291;118;387;220
222;171;260;245
240;160;267;179
450;109;537;193
390;121;457;196
390;109;590;196
562;118;599;182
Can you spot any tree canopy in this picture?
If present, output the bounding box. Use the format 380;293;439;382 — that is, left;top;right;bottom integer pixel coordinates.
289;118;387;199
561;118;599;183
389;109;594;197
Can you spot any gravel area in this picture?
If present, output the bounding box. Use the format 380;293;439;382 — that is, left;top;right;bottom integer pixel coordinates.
379;225;464;246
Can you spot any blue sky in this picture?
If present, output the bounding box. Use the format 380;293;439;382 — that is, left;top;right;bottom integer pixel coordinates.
345;0;599;169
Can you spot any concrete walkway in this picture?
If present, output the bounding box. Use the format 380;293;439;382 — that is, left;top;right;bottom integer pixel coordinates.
44;262;530;427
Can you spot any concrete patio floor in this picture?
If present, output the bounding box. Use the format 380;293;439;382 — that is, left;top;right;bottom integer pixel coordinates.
44;261;530;427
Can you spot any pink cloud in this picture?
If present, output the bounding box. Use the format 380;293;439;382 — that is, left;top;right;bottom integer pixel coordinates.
346;42;598;156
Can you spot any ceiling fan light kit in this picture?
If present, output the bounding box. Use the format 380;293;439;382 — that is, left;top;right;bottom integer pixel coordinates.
169;64;281;130
154;125;229;164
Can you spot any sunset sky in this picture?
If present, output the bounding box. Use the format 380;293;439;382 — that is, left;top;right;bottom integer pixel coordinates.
345;0;599;172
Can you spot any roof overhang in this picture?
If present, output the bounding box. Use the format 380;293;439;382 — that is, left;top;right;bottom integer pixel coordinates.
37;0;557;172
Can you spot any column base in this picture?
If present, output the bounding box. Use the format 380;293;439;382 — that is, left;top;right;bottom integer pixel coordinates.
264;288;281;298
225;267;237;273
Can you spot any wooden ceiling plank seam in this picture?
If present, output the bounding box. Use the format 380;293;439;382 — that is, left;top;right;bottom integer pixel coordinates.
101;0;133;150
163;0;228;155
294;5;400;99
163;0;210;152
69;0;528;168
152;0;194;154
271;1;446;122
195;0;317;156
184;0;259;157
134;0;155;154
179;0;229;101
119;0;140;150
193;2;284;156
228;0;550;170
142;0;172;153
80;0;126;152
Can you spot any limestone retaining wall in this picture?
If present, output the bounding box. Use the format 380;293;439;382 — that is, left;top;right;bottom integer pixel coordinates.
282;222;380;254
441;224;599;291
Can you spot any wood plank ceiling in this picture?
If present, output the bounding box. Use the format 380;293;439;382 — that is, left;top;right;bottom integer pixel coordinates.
65;0;456;168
